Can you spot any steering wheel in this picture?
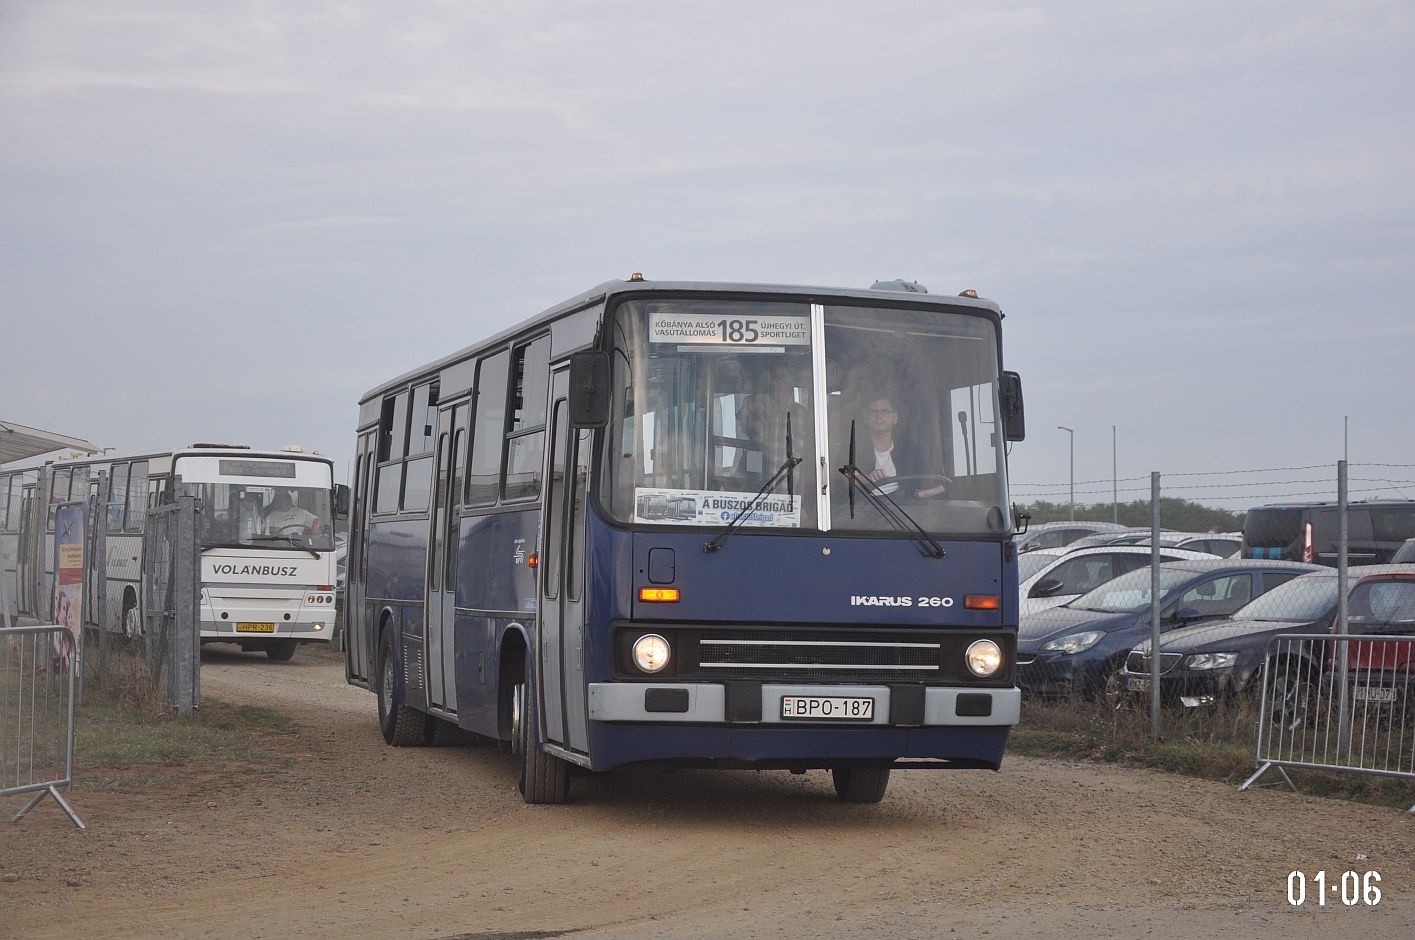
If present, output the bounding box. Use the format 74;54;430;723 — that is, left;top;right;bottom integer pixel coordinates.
275;524;313;538
868;474;953;497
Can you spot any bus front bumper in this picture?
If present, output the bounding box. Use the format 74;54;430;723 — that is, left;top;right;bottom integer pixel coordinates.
587;682;1019;727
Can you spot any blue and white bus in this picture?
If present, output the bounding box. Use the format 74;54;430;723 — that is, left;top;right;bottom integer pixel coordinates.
346;276;1027;803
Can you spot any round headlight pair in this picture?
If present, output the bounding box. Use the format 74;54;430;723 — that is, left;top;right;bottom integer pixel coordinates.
632;634;671;674
966;639;1003;677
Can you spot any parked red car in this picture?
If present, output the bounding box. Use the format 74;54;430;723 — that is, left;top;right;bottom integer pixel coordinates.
1336;572;1415;704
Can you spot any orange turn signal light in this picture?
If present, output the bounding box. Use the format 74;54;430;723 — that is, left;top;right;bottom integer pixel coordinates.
639;587;681;603
965;595;1001;610
527;553;538;569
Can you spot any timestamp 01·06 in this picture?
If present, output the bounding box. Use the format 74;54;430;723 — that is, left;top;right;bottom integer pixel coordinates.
1288;870;1381;907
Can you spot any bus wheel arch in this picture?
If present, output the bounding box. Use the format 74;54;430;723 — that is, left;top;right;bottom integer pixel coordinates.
120;587;140;637
376;611;426;746
498;627;528;744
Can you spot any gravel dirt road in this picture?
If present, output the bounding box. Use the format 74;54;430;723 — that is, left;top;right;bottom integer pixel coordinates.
5;647;1414;939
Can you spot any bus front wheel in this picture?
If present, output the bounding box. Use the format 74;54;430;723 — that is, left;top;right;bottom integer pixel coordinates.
377;632;426;746
515;661;570;805
831;763;891;803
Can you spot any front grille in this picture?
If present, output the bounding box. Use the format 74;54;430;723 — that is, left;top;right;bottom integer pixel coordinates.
699;630;942;680
1125;651;1182;675
617;624;1015;685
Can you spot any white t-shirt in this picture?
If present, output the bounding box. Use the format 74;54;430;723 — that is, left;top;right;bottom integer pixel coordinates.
265;505;316;533
872;448;898;494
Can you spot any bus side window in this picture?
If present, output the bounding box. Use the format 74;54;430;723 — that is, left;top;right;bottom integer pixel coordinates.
127;461;148;532
445;414;467;588
467;351;510;507
503;337;549;501
410;382;439;456
107;463;129;532
567;429;590;602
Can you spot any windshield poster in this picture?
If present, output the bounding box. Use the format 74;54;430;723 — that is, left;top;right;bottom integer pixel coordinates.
634;488;800;528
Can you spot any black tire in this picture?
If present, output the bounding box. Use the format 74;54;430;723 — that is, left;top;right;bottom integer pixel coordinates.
266;640;298;662
1266;659;1317;732
515;659;570;804
377;632;427;746
831;763;891;803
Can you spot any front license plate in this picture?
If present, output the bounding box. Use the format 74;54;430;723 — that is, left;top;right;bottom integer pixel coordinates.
235;622;276;634
1354;685;1397;703
1125;676;1151;693
780;696;874;721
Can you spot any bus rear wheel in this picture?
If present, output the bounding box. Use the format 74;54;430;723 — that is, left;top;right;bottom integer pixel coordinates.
515;661;570;804
377;632;427;746
266;640;297;662
831;763;891;803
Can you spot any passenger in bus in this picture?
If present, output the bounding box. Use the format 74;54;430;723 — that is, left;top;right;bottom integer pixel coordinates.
263;490;321;536
737;367;812;480
859;397;948;498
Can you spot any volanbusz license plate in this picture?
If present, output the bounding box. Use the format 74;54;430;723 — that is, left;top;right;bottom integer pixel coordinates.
780;695;874;721
235;622;276;634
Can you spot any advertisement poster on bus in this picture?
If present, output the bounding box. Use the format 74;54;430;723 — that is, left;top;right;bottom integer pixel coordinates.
52;502;85;647
633;487;800;528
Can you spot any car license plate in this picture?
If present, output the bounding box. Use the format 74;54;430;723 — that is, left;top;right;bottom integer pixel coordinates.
780;696;874;721
1125;676;1151;693
1354;685;1397;703
235;622;276;634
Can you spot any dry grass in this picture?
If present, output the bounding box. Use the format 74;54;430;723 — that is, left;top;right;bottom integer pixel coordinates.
1012;693;1415;810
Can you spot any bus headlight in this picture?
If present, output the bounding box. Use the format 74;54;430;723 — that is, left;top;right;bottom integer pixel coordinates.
632;634;671;674
965;639;1002;677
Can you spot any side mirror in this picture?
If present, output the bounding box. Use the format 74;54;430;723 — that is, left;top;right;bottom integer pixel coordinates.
569;350;611;429
1172;606;1202;623
999;371;1025;442
334;484;351;516
1031;576;1064;598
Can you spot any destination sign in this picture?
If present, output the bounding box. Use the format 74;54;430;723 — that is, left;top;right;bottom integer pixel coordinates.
218;460;297;479
649;312;810;347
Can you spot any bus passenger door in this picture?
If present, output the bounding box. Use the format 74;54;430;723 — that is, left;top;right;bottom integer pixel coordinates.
539;368;591;753
426;401;466;713
348;432;377;683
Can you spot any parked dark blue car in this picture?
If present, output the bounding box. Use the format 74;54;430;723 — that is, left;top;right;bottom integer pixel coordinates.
1015;559;1319;698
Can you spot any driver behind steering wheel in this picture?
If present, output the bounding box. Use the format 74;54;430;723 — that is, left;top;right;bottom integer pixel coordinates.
863;397;947;498
263;489;321;536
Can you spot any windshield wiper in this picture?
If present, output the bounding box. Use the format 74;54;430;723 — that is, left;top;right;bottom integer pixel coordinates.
838;420;946;560
247;535;321;559
705;412;802;554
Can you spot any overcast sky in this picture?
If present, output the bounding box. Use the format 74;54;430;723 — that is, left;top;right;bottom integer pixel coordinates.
2;1;1412;510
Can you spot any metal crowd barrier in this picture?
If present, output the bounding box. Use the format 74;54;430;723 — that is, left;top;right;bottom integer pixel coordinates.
1;624;85;829
1241;632;1415;813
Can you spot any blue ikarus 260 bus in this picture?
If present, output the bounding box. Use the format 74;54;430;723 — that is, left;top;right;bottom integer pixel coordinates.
345;276;1027;803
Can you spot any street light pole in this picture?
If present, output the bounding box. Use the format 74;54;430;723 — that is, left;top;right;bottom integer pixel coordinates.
1112;425;1118;524
1057;425;1074;522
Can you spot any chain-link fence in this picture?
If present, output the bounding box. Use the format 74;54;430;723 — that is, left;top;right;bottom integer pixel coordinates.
1013;460;1415;801
137;493;200;716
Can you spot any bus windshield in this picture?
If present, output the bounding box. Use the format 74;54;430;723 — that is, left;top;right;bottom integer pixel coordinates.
196;483;335;551
601;297;1009;537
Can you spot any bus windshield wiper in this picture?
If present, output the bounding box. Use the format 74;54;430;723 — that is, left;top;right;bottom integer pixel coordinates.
705;412;802;554
838;420;946;560
247;535;321;559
